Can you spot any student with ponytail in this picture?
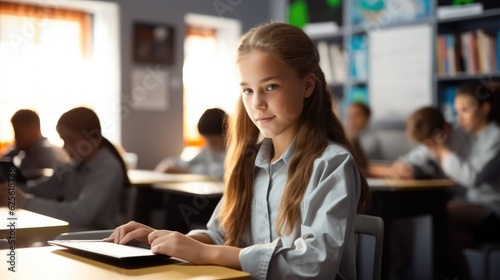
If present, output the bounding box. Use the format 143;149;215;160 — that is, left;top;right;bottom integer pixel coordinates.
433;82;500;279
1;107;130;231
106;22;369;279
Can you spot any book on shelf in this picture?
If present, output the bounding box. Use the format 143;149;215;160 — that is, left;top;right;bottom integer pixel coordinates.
350;35;368;81
437;28;499;76
436;3;483;20
497;27;500;71
436;34;446;75
476;29;498;73
316;41;347;85
317;41;334;85
329;43;347;84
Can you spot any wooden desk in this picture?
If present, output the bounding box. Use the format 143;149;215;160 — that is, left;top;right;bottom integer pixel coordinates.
153;181;224;196
0;246;250;279
129;169;214;186
128;170;223;233
0;208;69;240
366;178;455;280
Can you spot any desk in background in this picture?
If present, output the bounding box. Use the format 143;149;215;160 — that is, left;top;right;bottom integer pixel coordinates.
367;178;455;280
0;246;250;279
0;207;69;247
128;169;223;232
128;169;214;186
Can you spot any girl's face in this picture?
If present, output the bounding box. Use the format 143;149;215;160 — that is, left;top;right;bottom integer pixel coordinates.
454;94;489;134
237;50;314;145
346;105;369;135
58;126;99;162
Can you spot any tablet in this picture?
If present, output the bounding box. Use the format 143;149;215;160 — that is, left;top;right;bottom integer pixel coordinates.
48;240;161;260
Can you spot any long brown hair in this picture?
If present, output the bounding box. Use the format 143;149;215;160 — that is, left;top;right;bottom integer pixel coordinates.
220;22;370;247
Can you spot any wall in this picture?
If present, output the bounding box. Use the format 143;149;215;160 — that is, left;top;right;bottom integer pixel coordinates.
94;0;272;169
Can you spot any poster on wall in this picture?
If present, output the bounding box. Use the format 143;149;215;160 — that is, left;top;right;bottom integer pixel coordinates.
369;24;433;121
133;22;174;65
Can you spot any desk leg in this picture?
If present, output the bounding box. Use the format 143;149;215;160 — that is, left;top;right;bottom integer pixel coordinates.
367;192;395;280
164;193;221;234
432;191;447;280
133;186;163;226
368;189;449;280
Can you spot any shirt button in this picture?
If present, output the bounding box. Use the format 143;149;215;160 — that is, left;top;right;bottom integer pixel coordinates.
264;213;268;219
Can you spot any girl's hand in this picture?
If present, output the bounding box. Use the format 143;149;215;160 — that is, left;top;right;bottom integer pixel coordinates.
424;130;450;160
390;161;415;179
103;221;155;245
148;230;211;264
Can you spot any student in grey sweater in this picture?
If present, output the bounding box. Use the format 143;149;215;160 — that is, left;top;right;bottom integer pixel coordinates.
1;107;130;231
1;109;70;182
392;83;500;279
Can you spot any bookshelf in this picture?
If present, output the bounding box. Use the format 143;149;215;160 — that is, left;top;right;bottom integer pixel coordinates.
436;6;500;122
288;0;500;124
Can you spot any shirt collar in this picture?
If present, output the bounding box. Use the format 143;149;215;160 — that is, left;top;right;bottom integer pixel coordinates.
254;138;297;168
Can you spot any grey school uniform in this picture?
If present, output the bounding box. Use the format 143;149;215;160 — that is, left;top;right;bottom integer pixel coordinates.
3;137;70;180
442;122;500;216
358;126;384;160
185;148;225;181
190;138;361;280
22;148;125;231
155;147;226;181
400;122;500;216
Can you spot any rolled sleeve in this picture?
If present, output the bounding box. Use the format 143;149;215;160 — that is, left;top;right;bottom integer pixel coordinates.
239;239;280;279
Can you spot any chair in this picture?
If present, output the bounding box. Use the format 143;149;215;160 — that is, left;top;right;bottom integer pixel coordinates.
0;238;9;249
55;229;115;241
355;214;384;280
463;243;500;280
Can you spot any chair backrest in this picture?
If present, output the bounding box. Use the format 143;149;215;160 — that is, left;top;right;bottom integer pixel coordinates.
55;229;115;241
0;238;9;249
355;214;384;280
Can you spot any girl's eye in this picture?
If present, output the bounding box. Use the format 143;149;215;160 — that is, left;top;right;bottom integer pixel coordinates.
242;88;253;95
266;84;278;91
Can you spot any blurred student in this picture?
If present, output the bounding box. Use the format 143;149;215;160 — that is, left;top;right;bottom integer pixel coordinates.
1;109;69;182
389;82;500;279
106;22;369;279
391;106;471;180
346;102;383;161
155;108;228;181
1;107;130;231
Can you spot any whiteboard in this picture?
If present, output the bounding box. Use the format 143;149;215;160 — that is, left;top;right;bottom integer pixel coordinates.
369;24;433;121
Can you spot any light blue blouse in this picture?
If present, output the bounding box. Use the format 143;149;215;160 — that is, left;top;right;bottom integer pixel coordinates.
190;138;361;279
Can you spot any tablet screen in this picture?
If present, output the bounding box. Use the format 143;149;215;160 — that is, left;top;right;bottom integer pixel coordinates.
48;240;159;259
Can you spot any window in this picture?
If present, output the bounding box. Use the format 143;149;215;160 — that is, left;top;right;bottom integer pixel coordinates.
0;0;120;152
183;14;241;147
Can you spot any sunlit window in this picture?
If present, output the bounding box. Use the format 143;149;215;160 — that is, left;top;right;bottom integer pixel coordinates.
0;1;120;152
183;15;241;148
